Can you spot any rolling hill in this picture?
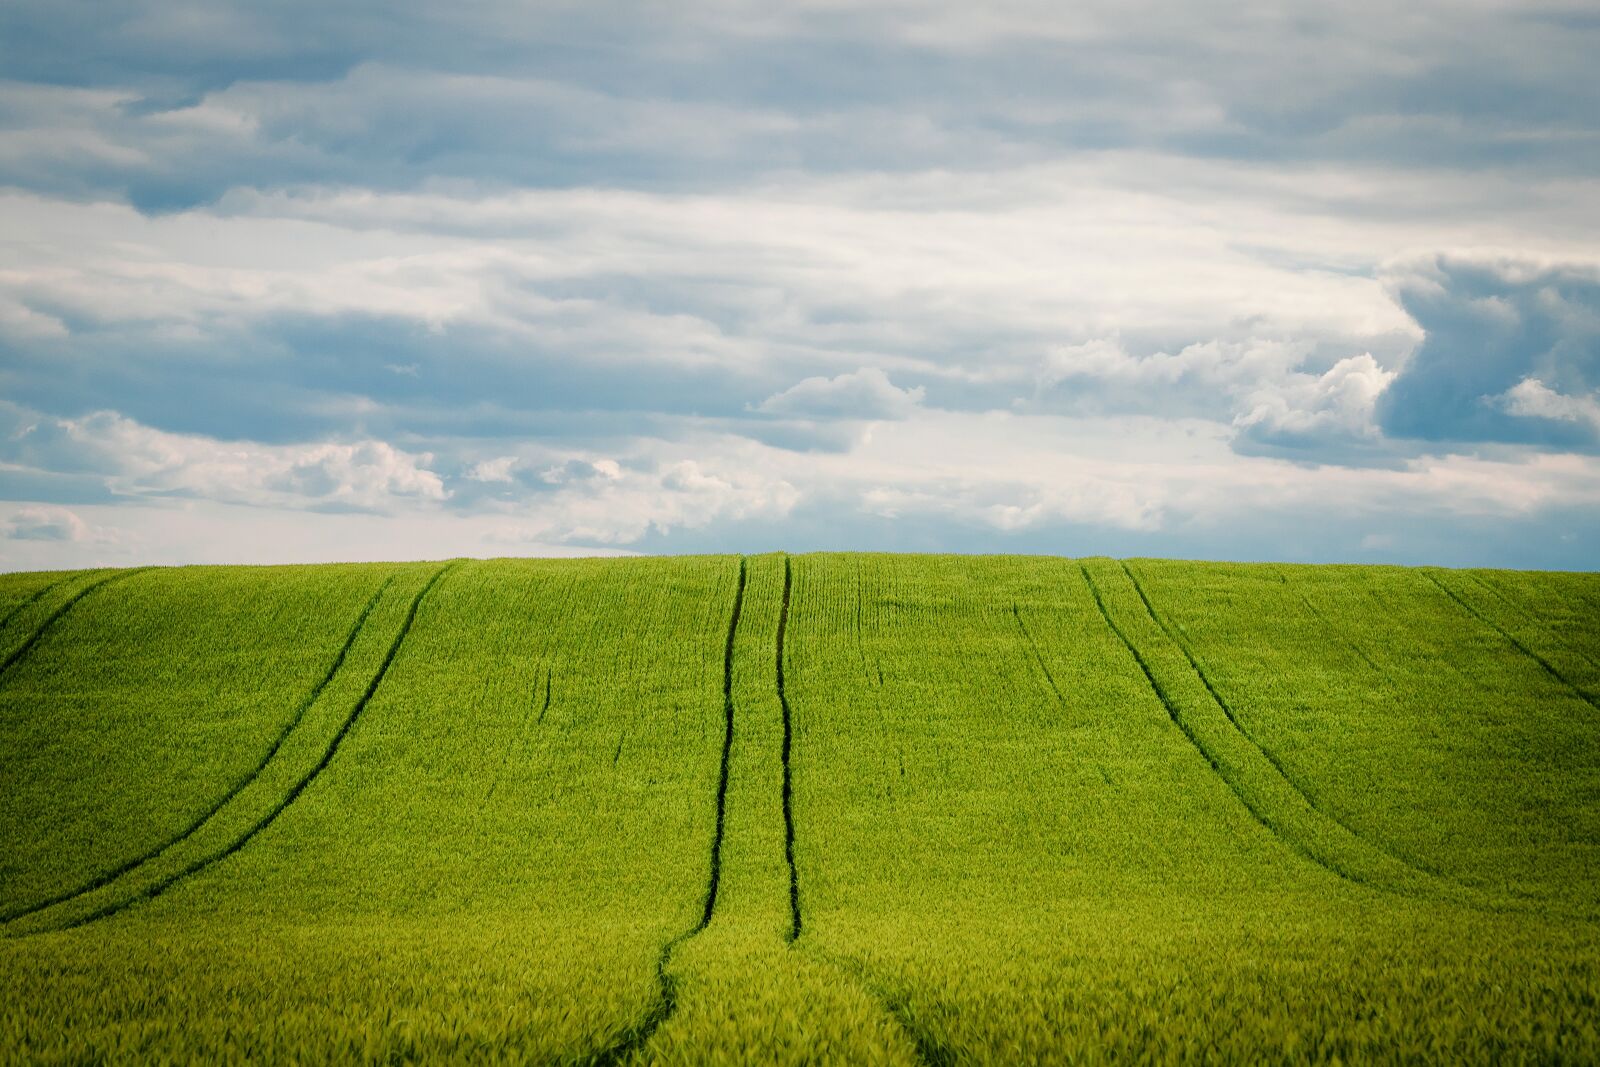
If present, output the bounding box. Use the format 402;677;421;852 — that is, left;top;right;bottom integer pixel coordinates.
2;554;1597;1063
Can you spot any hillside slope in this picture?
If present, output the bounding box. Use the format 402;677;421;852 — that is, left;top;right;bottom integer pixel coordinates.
1;554;1597;1063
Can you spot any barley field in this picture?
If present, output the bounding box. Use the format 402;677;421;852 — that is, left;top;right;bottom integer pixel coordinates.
1;554;1597;1063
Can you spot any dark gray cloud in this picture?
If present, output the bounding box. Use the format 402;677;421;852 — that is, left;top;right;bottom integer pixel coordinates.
1377;257;1600;448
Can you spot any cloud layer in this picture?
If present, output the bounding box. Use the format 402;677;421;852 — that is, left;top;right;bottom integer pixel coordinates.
2;1;1599;569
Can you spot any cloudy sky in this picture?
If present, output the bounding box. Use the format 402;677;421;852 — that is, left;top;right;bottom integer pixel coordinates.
2;1;1599;570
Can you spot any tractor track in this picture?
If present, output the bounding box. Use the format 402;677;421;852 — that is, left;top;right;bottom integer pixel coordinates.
1423;569;1599;713
779;557;934;1066
591;556;746;1066
0;573;79;635
1;574;397;925
1012;603;1067;709
1080;563;1406;893
777;555;802;943
1463;572;1600;673
1084;563;1569;917
1274;568;1388;679
805;948;952;1067
1117;561;1445;878
15;561;457;935
487;667;553;802
0;567;154;683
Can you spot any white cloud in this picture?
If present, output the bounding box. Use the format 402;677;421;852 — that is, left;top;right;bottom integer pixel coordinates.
1498;377;1600;435
495;456;798;544
3;409;446;512
2;505;110;543
465;455;519;483
1233;354;1395;448
755;367;924;419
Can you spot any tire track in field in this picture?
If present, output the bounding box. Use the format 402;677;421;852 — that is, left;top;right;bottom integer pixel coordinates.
592;557;746;1066
485;667;551;803
1274;568;1389;679
1011;603;1067;709
1422;569;1600;713
0;573;79;635
0;574;397;925
803;947;953;1067
1466;570;1600;651
1104;563;1596;917
1080;563;1436;896
777;554;802;943
0;567;153;684
1464;572;1600;673
1117;561;1451;880
780;558;935;1067
18;561;457;935
856;562;907;799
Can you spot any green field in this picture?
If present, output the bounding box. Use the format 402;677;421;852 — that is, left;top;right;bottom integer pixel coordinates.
1;554;1597;1063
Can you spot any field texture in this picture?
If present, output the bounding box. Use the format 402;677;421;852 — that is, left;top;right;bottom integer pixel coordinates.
1;555;1597;1064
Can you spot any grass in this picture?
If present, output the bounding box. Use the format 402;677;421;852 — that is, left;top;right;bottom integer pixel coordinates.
1;553;1596;1063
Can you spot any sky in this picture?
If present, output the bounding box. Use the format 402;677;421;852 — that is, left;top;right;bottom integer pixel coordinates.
2;1;1599;570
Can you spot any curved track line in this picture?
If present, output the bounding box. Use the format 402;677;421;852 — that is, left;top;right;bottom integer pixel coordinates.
0;573;79;634
485;666;552;803
1117;561;1446;879
0;568;153;683
776;560;932;1066
592;557;745;1066
805;948;948;1067
0;574;397;924
1273;568;1387;678
1464;572;1600;673
1012;604;1067;708
1423;569;1599;713
777;555;801;943
1080;565;1375;888
23;562;457;935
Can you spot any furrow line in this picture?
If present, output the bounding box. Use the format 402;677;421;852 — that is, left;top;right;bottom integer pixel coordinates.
1;574;398;925
1118;561;1442;878
1423;569;1599;713
1079;564;1374;889
703;555;745;929
0;567;154;683
484;664;551;803
777;554;802;943
0;573;79;634
1275;568;1387;678
27;561;458;935
1011;603;1067;708
782;561;929;1063
805;948;948;1067
591;556;746;1066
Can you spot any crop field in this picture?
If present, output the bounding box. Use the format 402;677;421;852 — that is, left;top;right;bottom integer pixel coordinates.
1;554;1597;1063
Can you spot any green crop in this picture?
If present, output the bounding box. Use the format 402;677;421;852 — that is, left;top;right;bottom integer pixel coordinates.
1;553;1596;1064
